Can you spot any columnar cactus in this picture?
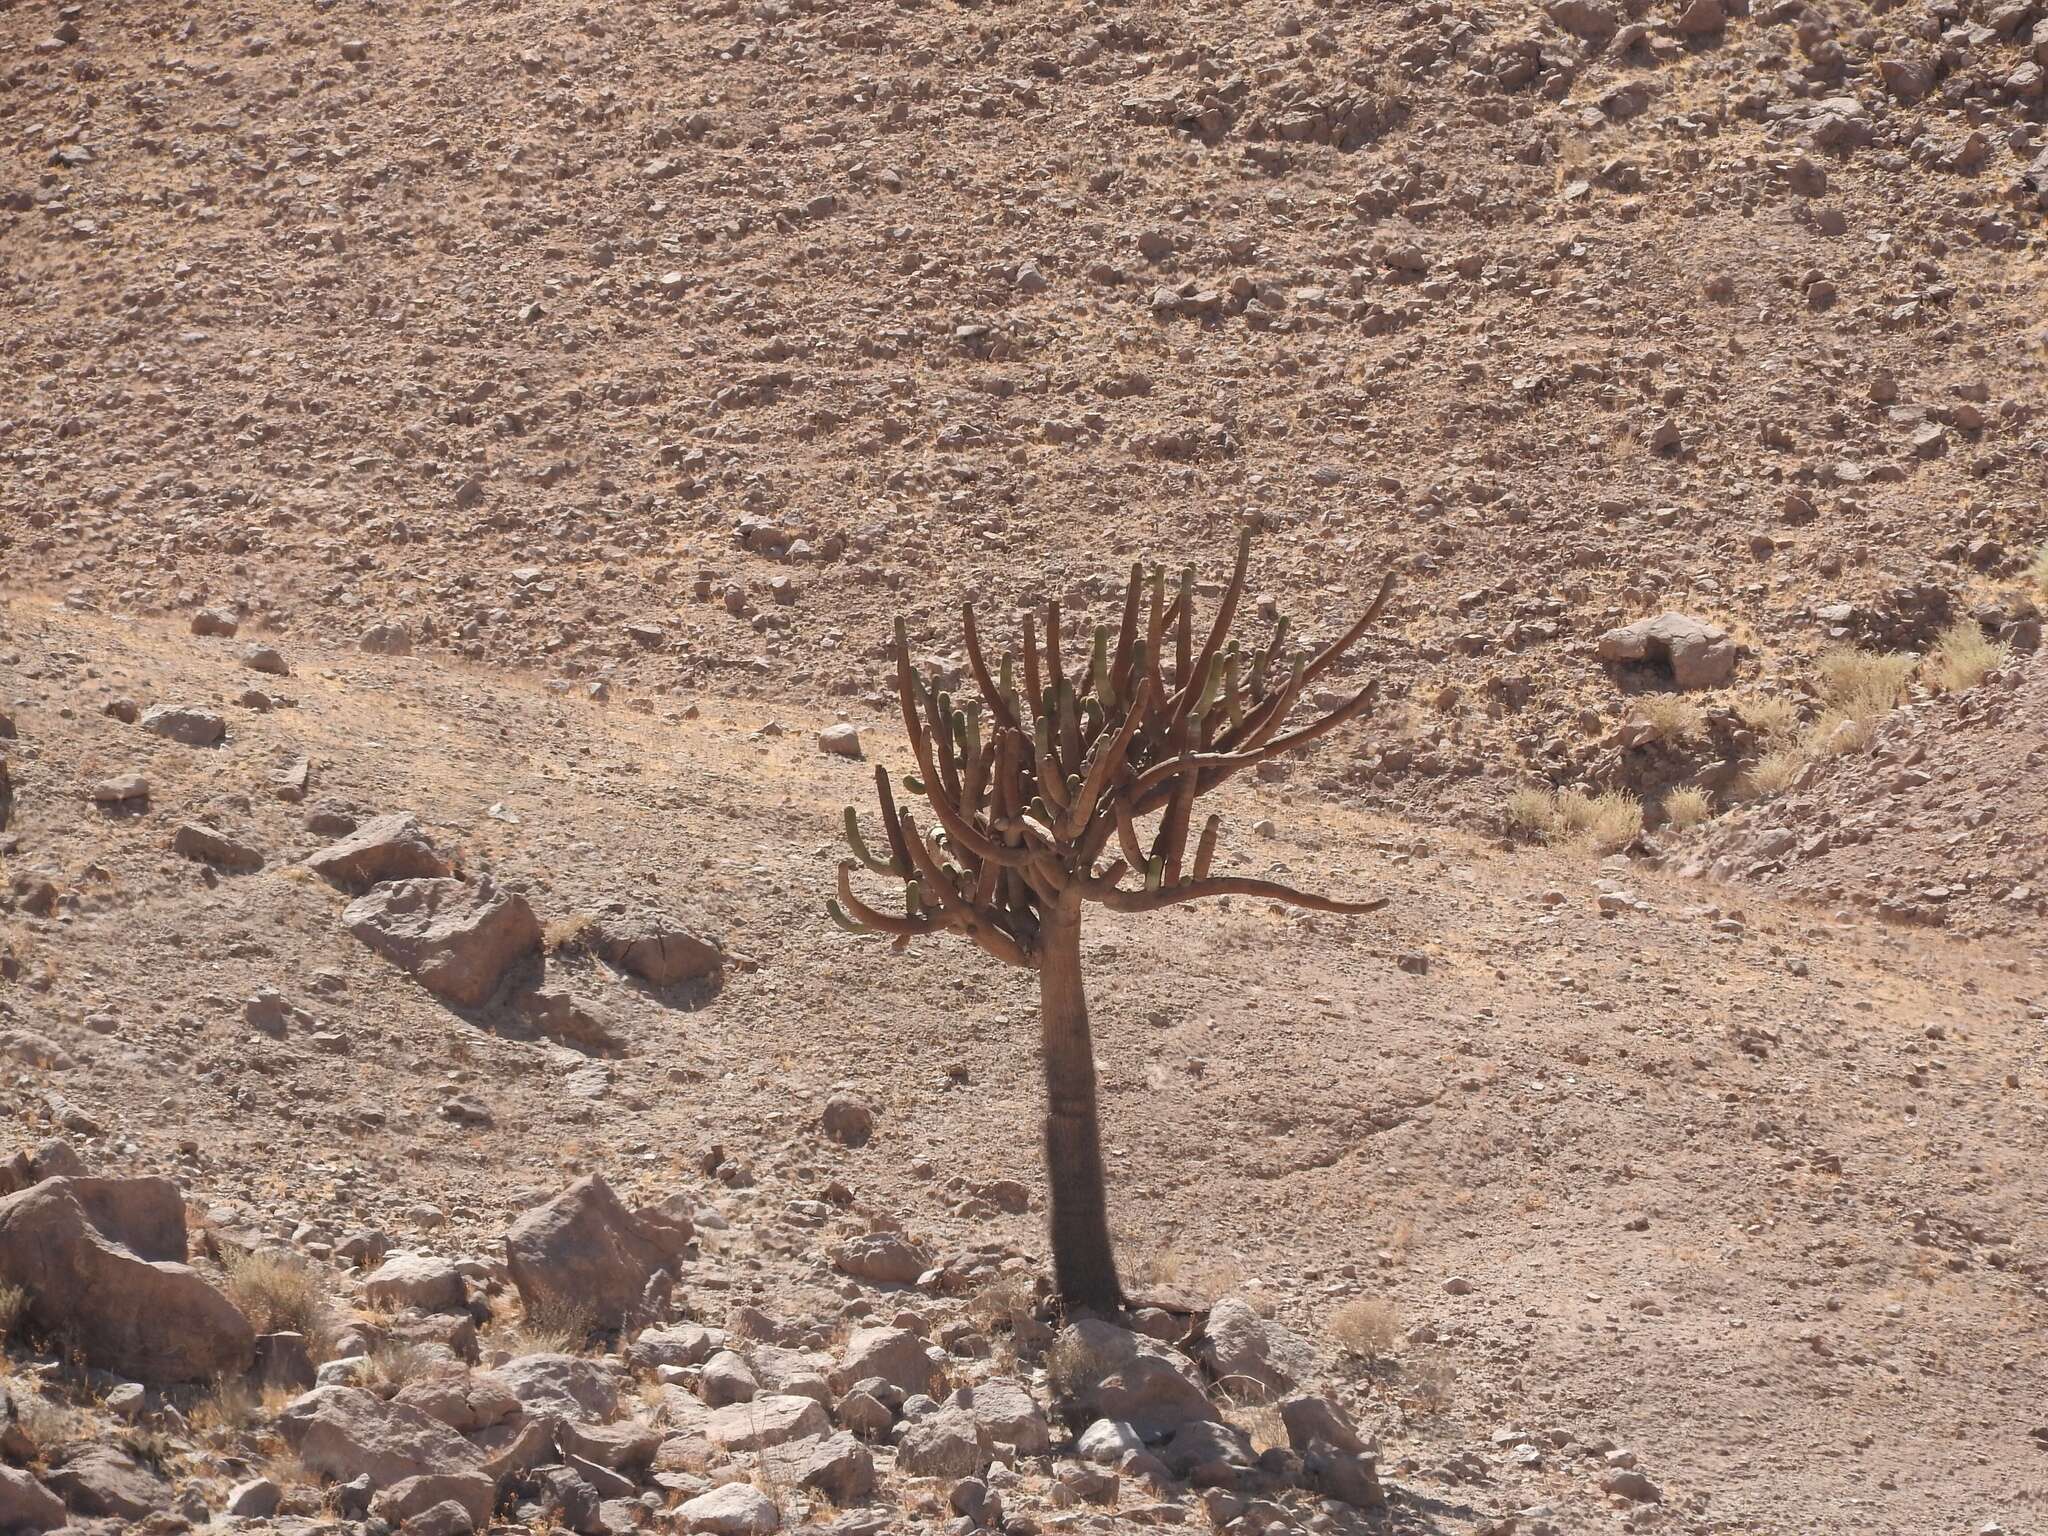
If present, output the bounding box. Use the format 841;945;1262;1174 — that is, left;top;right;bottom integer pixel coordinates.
828;531;1395;1311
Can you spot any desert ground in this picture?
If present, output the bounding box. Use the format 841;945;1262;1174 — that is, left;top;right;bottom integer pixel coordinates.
1;0;2045;1534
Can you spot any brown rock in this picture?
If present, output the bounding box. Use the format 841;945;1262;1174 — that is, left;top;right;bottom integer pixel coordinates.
504;1173;691;1329
306;812;454;889
0;1177;254;1382
596;911;723;986
344;877;541;1008
0;1466;66;1532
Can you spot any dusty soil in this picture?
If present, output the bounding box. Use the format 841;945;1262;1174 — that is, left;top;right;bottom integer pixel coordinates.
3;597;2045;1534
3;0;2048;1532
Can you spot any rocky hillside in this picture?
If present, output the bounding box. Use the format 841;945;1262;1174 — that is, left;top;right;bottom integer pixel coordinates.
2;0;2047;1532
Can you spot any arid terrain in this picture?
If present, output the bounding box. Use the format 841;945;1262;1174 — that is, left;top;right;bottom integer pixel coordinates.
2;0;2046;1534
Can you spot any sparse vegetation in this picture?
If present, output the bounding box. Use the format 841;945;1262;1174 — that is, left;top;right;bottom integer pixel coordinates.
1046;1328;1114;1422
2030;541;2048;600
1662;785;1714;830
497;1293;595;1357
1737;695;1801;741
1924;621;2006;694
1504;785;1559;840
222;1251;335;1354
1330;1296;1400;1365
189;1376;262;1443
0;1282;28;1345
1634;693;1705;744
362;1341;434;1397
1745;749;1805;798
1503;786;1643;852
1401;1359;1457;1422
1816;644;1916;720
542;913;599;954
1228;1401;1291;1454
1553;788;1645;853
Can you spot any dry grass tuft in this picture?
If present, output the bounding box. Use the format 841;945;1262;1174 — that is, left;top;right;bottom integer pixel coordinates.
1503;786;1558;840
223;1251;336;1354
1401;1359;1457;1422
1330;1296;1400;1365
1808;710;1877;757
1228;1401;1291;1454
497;1293;597;1357
1737;695;1801;740
2030;541;2048;600
1504;786;1641;852
966;1271;1039;1337
0;1282;28;1346
1924;621;2006;694
1816;645;1915;719
1744;749;1805;798
189;1377;264;1444
1553;788;1644;853
1046;1328;1115;1418
1662;785;1714;830
543;914;599;954
362;1341;435;1397
1634;693;1705;744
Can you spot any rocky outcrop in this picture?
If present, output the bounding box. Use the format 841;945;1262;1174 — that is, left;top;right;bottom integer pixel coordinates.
1054;1319;1218;1440
344;876;541;1007
595;910;723;986
0;1177;254;1382
306;812;454;889
1597;613;1737;691
277;1386;494;1527
504;1173;692;1330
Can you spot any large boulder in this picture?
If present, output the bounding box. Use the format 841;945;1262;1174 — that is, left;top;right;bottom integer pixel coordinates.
965;1377;1051;1456
758;1431;874;1503
0;1138;86;1196
277;1387;493;1527
0;1177;253;1382
492;1352;623;1421
344;877;541;1007
306;813;454;889
702;1394;829;1451
43;1445;167;1520
1054;1319;1217;1441
1203;1297;1315;1399
393;1367;524;1432
595;910;723;986
894;1404;986;1477
0;1467;66;1532
1596;613;1737;691
831;1232;930;1285
1278;1393;1372;1457
364;1252;468;1313
139;705;225;746
677;1481;781;1535
505;1174;690;1331
830;1327;935;1398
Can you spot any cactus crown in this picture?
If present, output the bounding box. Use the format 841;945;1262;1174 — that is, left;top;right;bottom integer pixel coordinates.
828;530;1397;967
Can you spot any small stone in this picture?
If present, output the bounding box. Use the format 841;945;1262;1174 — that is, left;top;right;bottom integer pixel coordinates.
139;705;226;746
91;774;149;806
1601;1467;1663;1503
190;608;239;637
226;1478;283;1518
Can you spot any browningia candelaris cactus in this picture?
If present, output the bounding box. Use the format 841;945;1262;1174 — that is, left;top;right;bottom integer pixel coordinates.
827;531;1396;1311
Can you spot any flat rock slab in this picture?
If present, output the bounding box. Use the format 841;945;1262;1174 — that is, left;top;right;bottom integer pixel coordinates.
344;877;540;1007
308;812;454;888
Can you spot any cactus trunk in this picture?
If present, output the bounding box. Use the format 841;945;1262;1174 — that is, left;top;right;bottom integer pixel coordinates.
1038;888;1123;1312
